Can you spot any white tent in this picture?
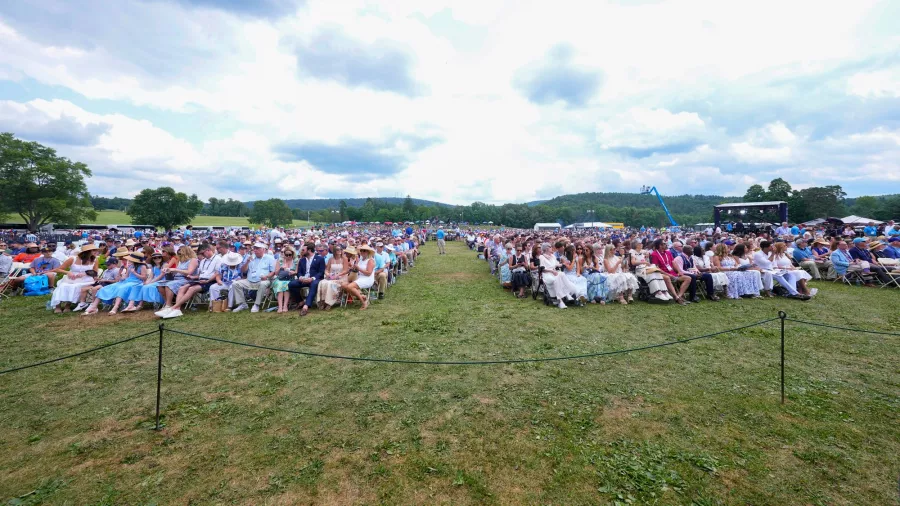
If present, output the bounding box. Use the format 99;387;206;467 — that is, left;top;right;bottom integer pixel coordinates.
533;222;562;231
841;215;883;225
564;221;612;229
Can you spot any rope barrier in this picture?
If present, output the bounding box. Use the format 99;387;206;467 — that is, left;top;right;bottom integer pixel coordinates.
784;318;900;336
165;317;779;365
0;330;158;375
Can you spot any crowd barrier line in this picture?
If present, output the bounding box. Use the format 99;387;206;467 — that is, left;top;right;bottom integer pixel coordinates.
1;313;897;429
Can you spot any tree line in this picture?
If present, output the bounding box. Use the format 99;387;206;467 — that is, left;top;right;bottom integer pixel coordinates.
2;133;898;231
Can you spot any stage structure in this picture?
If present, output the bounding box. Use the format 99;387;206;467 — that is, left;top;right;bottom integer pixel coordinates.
714;201;788;229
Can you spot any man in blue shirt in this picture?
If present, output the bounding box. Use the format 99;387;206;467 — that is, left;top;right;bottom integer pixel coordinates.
373;242;390;299
886;237;900;258
886;222;899;237
863;222;878;237
435;227;446;255
848;238;891;284
230;242;276;312
791;239;826;280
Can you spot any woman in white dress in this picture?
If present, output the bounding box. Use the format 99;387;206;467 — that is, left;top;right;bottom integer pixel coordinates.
537;243;578;308
561;244;588;303
341;245;375;310
630;240;670;301
771;242;814;297
50;244;99;313
317;245;351;310
602;244;638;304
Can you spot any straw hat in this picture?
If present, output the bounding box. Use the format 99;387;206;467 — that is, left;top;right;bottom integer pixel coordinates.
112;247;131;257
78;243;99;253
358;244;374;253
344;247;358;256
867;241;882;250
130;250;145;259
223;252;243;266
125;239;136;246
123;255;143;263
812;239;829;247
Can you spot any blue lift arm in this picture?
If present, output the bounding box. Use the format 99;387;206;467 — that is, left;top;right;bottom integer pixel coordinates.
640;186;678;227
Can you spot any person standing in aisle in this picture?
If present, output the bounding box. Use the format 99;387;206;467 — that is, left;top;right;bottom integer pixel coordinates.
436;226;446;255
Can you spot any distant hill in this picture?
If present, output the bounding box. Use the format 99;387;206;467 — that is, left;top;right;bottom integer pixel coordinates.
538;192;741;215
248;197;454;210
526;200;548;207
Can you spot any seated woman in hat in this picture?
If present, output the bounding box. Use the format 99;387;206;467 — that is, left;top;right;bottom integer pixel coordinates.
341;244;375;309
83;252;148;315
50;244;99;313
209;251;244;306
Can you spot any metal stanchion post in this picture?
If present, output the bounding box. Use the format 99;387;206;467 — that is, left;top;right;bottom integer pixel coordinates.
778;311;786;405
154;323;164;430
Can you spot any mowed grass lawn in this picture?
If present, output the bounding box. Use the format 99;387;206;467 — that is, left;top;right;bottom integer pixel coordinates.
0;241;897;504
8;209;313;228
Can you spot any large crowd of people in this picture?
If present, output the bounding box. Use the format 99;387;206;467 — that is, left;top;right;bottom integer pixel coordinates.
2;219;898;313
0;224;430;318
467;219;900;308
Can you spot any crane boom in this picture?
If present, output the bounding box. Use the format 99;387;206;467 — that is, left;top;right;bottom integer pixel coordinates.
640;186;678;227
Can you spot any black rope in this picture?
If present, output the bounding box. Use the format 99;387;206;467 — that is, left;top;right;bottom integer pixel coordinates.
165;318;778;365
785;318;900;336
0;330;158;375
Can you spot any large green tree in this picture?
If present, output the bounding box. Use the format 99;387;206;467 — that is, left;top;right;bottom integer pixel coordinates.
127;187;203;230
0;132;97;231
248;198;293;228
743;184;767;202
766;178;792;201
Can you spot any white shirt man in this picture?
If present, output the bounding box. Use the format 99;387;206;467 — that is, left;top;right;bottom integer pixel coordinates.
752;242;802;297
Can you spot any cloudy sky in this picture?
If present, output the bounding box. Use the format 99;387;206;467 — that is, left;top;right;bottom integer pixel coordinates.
1;0;899;205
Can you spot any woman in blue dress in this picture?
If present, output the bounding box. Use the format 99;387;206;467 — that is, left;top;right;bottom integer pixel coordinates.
498;244;512;288
82;252;148;315
133;251;167;310
155;246;198;311
583;244;608;304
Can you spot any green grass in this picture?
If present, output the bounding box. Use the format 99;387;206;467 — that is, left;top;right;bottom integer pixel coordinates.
10;209;313;228
1;242;898;504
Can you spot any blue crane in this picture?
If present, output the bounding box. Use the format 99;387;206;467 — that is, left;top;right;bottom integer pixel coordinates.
640;186;678;228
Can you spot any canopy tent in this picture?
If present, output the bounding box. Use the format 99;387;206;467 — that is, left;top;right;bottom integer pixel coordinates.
533;222;562;231
714;201;788;228
564;221;612;229
840;215;883;225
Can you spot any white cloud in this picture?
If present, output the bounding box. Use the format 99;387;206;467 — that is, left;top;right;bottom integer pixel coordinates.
0;0;898;203
596;108;706;152
847;68;900;98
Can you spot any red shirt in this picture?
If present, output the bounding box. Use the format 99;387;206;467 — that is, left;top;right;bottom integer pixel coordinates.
650;249;677;276
13;252;40;264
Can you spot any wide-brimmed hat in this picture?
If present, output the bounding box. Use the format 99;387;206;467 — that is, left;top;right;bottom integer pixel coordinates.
130;250;145;259
358;244;374;253
78;243;99;253
123;255;143;263
151;251;164;258
344;247;358;256
385;244;395;251
868;241;882;250
125;239;136;246
223;252;243;266
812;239;829;246
112;247;131;257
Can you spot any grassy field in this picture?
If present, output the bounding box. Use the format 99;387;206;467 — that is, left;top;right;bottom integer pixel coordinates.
0;241;897;504
9;209;313;228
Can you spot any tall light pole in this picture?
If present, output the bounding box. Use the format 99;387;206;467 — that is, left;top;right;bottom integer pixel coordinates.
587;209;595;225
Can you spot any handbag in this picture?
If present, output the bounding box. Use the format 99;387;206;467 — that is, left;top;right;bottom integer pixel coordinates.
277;269;292;281
210;299;227;312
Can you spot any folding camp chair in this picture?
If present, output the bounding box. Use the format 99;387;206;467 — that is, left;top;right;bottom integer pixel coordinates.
0;266;24;302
